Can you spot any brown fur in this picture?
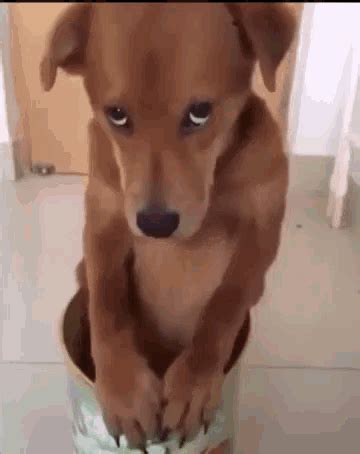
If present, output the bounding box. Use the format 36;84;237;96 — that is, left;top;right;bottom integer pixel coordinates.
42;3;296;449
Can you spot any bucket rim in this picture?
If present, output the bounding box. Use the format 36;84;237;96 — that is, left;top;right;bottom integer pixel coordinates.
58;292;95;390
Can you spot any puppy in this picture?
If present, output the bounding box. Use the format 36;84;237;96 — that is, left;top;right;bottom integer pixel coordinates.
41;3;295;451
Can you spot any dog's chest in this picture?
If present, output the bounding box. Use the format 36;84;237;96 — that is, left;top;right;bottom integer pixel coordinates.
133;234;234;348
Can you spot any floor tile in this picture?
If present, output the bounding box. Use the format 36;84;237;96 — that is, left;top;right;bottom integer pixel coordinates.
0;363;73;454
245;192;360;369
235;367;360;454
1;176;85;363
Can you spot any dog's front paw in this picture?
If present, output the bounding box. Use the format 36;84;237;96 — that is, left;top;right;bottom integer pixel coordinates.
161;350;224;447
95;350;162;450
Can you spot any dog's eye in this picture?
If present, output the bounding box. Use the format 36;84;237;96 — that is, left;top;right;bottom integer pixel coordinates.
182;102;213;131
106;107;130;128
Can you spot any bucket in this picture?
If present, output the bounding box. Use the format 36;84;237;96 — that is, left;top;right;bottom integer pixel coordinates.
59;291;238;453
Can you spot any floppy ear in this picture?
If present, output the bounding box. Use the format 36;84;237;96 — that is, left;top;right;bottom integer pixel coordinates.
40;4;91;91
226;3;296;92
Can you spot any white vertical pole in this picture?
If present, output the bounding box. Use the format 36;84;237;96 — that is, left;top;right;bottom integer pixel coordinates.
327;44;360;228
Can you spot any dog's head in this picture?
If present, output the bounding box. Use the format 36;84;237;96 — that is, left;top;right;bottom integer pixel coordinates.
41;3;295;240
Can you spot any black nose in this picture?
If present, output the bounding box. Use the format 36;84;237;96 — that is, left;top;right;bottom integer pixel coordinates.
136;208;179;238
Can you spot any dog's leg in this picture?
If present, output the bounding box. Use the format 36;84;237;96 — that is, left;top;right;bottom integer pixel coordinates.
84;216;162;448
83;123;162;450
162;202;285;443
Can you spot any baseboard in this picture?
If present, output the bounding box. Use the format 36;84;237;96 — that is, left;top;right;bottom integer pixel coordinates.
345;175;360;233
352;173;360;185
0;141;15;181
0;138;32;181
288;154;334;195
0;142;356;197
287;154;360;232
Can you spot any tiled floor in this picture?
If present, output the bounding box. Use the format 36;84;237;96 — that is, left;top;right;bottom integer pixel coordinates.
1;174;360;453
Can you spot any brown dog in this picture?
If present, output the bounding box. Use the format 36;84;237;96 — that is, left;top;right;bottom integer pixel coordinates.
41;3;295;451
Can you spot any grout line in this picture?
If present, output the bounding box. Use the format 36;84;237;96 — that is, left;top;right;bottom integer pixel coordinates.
247;364;360;372
0;360;63;366
1;360;360;373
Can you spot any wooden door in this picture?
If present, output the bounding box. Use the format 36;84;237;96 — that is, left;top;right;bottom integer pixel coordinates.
10;3;91;174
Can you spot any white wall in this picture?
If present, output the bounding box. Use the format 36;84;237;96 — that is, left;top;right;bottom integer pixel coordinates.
0;49;10;143
0;6;10;143
0;4;17;180
349;73;360;180
289;4;360;158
